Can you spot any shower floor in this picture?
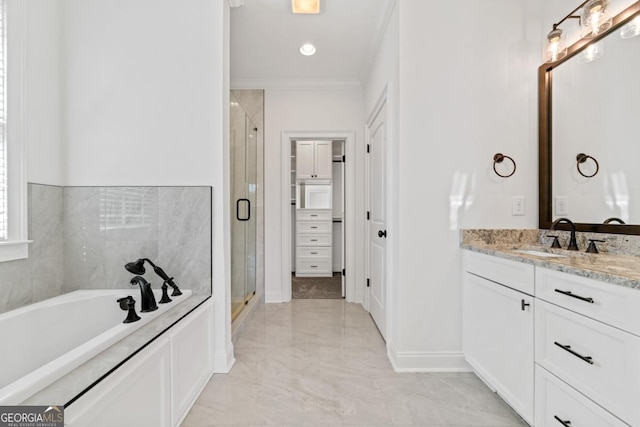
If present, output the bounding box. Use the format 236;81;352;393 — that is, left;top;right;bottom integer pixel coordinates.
292;272;343;299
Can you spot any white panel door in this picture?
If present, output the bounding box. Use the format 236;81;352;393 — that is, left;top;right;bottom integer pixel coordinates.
314;141;332;179
368;104;387;339
296;141;315;179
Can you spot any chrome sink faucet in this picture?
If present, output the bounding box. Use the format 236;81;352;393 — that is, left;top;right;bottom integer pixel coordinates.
550;217;579;251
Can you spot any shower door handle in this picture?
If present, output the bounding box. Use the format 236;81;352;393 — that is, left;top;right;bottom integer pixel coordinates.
236;198;251;221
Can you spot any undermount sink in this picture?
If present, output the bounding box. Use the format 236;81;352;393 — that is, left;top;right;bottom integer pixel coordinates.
513;249;567;258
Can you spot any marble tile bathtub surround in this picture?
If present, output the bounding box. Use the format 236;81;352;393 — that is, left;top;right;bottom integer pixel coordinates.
0;184;64;314
63;186;211;296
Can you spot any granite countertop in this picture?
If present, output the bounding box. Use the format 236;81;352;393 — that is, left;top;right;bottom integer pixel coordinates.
461;230;640;291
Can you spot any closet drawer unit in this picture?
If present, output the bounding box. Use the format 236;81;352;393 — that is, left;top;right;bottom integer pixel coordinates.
535;365;629;427
297;210;331;221
536;267;640;336
297;221;331;234
297;247;331;259
297;234;331;246
463;250;534;295
535;300;640;426
296;259;332;274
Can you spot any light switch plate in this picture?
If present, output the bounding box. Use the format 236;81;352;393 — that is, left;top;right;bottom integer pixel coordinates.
512;196;525;216
555;196;568;216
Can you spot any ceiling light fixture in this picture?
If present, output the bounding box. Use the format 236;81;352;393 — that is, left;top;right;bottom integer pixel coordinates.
292;0;320;14
299;43;316;56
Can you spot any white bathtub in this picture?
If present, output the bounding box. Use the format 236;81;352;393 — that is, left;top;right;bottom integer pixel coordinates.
0;288;192;405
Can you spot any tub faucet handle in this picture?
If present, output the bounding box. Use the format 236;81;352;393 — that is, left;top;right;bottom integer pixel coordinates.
117;296;141;323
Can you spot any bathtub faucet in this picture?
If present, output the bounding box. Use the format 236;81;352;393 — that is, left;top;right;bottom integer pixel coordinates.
130;276;158;312
125;258;183;297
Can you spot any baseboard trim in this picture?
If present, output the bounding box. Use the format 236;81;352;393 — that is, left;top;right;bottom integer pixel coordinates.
213;341;236;373
265;291;283;303
387;340;472;372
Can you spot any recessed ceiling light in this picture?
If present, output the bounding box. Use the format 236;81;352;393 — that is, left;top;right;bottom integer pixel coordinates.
299;43;316;56
292;0;319;14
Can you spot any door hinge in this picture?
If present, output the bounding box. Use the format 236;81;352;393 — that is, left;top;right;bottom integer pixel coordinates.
367;211;370;220
342;269;346;277
342;155;345;162
366;144;370;153
367;278;370;287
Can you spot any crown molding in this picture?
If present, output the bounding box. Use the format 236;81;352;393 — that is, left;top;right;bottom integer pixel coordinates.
230;78;363;90
360;0;398;82
228;0;245;8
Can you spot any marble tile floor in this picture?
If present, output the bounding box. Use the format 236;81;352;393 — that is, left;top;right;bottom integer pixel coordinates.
182;300;527;427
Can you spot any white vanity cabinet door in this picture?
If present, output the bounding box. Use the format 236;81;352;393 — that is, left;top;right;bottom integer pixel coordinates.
313;141;332;179
463;250;534;295
535;365;629;427
536;299;640;426
295;141;332;180
463;272;534;425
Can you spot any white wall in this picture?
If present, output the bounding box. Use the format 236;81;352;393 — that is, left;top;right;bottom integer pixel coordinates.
59;0;234;372
24;0;64;185
263;87;366;303
364;0;541;371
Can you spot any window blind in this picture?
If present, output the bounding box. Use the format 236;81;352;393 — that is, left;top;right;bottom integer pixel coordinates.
0;0;6;241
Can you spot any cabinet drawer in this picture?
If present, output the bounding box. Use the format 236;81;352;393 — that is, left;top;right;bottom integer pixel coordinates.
297;221;331;233
535;365;628;427
297;234;331;246
296;259;332;274
535;300;640;426
297;247;331;258
297;210;331;221
463;250;534;295
536;267;640;336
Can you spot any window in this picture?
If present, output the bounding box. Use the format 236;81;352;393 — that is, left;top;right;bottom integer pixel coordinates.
0;0;29;262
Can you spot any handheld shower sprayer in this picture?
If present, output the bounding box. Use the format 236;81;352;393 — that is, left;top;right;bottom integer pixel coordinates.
125;258;183;296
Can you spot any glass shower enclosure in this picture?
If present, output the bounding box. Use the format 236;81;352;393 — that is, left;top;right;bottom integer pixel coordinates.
230;94;257;320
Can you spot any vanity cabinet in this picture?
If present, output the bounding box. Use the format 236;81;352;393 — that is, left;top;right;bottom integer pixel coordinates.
296;141;331;180
463;251;534;425
296;209;332;277
463;249;640;427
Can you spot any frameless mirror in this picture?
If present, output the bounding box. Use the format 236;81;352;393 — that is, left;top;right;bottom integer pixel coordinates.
539;1;640;234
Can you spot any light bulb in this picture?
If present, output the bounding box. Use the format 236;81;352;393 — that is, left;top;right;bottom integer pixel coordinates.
546;28;567;63
580;0;612;38
299;43;316;56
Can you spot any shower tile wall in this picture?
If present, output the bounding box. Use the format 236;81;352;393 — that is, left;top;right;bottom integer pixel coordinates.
0;184;64;314
63;186;211;296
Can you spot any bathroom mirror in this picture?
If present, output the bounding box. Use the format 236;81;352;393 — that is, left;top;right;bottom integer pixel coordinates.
539;1;640;234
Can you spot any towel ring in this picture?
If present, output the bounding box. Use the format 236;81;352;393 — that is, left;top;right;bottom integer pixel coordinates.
576;153;599;178
493;153;516;178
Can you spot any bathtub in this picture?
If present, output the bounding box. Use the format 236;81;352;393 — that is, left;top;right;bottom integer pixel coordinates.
0;288;192;405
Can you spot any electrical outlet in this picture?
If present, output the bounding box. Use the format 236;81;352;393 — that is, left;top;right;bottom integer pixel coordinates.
512;196;525;216
555;196;568;216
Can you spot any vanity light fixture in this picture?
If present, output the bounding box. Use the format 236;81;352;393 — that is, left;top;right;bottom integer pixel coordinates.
580;0;612;38
299;43;317;56
544;0;613;63
292;0;320;14
620;15;640;38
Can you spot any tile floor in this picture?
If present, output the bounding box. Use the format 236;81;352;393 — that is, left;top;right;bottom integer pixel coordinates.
182;300;527;426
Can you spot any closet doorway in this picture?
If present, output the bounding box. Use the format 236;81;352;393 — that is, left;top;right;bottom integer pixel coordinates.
290;139;345;299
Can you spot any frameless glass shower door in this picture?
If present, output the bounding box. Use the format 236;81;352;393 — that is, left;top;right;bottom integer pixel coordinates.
231;95;257;320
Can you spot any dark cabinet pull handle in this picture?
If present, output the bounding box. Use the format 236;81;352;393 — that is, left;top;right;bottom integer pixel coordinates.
310;252;318;255
311;226;318;229
311;239;318;242
311;265;317;268
554;289;594;303
521;299;530;311
378;230;387;238
236;198;250;221
554;415;572;426
554;341;594;365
